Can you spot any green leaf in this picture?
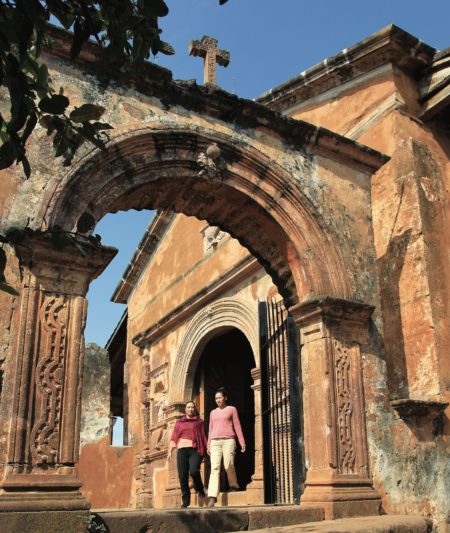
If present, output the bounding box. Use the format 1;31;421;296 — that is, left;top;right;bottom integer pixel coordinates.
71;17;91;60
91;122;113;131
0;141;17;169
76;212;96;234
70;104;106;123
20;156;31;178
157;40;175;55
21;113;38;144
142;0;169;17
37;64;49;89
0;282;19;296
0;248;6;273
89;233;102;245
38;94;70;114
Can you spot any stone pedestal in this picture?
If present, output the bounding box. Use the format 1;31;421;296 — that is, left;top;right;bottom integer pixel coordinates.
290;297;381;519
0;234;116;531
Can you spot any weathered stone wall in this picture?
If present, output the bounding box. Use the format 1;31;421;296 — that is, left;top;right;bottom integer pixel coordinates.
79;343;110;445
285;62;450;530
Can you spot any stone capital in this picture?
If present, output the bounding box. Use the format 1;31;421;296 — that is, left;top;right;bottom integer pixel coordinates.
290;297;374;345
15;232;117;295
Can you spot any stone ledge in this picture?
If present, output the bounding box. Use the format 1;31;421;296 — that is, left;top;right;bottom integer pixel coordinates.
240;514;432;533
391;399;449;419
96;505;324;533
0;510;89;533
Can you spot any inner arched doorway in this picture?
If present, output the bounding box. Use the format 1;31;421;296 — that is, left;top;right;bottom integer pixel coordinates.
193;328;256;492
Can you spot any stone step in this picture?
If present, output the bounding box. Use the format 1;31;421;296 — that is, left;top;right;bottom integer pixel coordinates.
95;505;324;533
231;514;432;533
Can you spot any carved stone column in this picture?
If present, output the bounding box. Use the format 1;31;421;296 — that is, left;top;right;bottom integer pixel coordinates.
242;367;264;503
0;234;116;527
162;403;185;508
290;297;381;519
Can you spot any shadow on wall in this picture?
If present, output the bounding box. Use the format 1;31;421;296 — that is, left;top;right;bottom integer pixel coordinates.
377;228;412;400
377;227;449;442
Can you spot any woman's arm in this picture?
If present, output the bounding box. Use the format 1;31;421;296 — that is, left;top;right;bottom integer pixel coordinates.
207;411;215;451
167;421;180;461
167;439;177;462
231;406;246;451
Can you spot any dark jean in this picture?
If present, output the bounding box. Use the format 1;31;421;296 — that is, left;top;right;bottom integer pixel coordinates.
177;447;205;506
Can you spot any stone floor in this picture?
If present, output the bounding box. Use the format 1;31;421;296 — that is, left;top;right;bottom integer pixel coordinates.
95;507;432;533
96;505;324;532
240;515;433;533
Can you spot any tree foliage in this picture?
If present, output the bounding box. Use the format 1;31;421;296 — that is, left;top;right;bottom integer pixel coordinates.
0;0;181;177
0;0;228;295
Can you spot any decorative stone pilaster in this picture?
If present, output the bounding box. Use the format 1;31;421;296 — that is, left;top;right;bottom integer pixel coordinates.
0;234;116;519
162;403;185;508
290;297;381;519
243;367;264;503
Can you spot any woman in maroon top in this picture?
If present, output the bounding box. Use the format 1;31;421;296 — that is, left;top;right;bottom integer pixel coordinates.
168;400;207;508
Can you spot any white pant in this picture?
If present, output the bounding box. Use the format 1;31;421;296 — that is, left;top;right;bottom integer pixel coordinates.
208;438;239;498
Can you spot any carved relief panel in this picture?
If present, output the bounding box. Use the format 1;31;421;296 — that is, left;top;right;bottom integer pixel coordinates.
30;292;70;465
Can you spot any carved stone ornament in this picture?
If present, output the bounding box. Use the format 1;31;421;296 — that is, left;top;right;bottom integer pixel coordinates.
30;294;69;464
203;225;226;252
197;143;227;182
334;340;356;474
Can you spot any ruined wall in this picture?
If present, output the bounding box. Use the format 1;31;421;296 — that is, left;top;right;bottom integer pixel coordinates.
79;343;110;445
286;64;450;530
78;435;135;509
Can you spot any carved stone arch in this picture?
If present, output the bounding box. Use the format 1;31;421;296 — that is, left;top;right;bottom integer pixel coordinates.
169;297;258;405
36;126;358;306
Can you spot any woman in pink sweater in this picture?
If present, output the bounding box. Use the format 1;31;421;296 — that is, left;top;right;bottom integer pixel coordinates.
207;387;246;507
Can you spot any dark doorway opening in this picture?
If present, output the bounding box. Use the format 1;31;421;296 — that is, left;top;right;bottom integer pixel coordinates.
193;328;255;491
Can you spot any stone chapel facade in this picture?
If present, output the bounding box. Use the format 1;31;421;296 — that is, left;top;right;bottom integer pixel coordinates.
0;23;448;533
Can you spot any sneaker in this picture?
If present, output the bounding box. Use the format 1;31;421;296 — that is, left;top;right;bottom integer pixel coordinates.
228;486;239;492
207;497;217;507
180;502;189;508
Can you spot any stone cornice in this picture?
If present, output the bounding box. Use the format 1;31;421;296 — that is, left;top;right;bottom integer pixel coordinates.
111;210;176;304
290;297;375;345
257;25;436;113
290;296;375;325
43;26;387;173
133;255;260;348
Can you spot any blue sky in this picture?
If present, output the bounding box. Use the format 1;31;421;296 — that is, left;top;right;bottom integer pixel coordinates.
84;0;450;346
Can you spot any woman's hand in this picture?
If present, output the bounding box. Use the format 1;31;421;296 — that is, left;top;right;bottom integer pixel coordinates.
167;448;173;462
207;448;211;456
241;445;246;453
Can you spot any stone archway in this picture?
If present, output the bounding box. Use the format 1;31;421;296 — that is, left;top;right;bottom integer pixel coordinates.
163;299;261;506
169;297;258;405
38;127;357;306
1;114;385;524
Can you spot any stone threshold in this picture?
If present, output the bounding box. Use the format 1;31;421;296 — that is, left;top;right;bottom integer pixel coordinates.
237;514;432;533
95;505;324;533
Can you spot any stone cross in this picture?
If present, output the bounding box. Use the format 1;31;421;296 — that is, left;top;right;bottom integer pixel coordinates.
189;35;230;85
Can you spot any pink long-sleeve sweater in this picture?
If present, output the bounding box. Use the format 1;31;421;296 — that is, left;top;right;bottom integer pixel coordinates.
208;405;245;448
